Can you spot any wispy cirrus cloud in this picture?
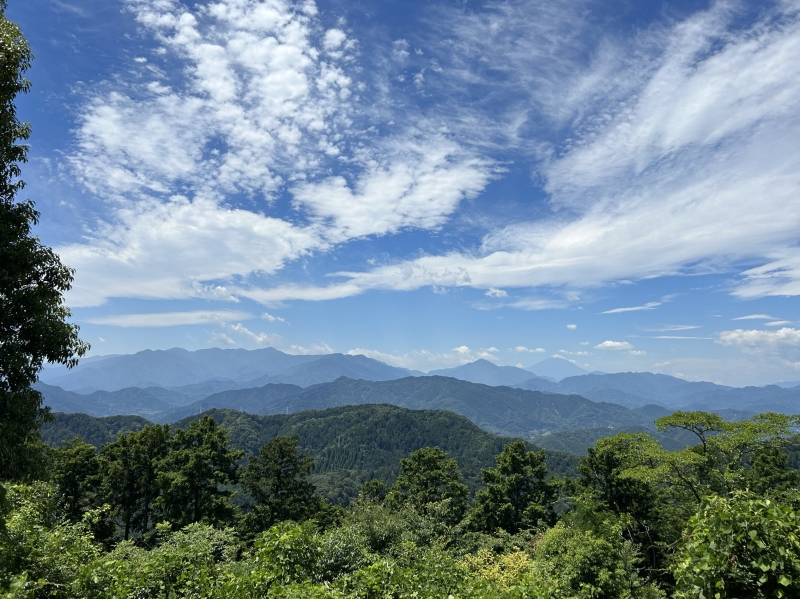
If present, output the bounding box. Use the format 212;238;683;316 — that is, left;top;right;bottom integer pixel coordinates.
602;302;661;314
732;314;777;320
86;309;253;327
54;0;800;315
252;0;800;304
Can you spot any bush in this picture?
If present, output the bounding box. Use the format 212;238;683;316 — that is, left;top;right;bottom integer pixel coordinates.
0;483;100;599
530;521;664;599
672;492;800;599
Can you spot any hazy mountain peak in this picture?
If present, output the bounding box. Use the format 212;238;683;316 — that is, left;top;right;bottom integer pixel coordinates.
526;357;589;381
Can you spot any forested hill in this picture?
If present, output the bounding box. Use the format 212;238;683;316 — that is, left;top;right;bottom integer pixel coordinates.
41;405;580;504
40;413;151;448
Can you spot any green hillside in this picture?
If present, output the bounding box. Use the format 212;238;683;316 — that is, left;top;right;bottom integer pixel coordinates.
41;413;152;447
43;405;580;504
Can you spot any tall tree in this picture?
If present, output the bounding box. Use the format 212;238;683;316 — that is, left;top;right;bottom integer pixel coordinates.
467;440;557;533
387;446;468;524
50;438;100;522
156;416;243;528
0;1;89;482
99;424;170;541
241;435;323;534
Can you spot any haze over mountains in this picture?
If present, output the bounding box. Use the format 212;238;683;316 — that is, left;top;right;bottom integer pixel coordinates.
34;347;800;444
39;347;420;392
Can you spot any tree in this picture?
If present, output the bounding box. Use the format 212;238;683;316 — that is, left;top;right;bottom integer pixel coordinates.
50;439;100;523
99;424;170;541
467;440;557;534
241;435;324;534
156;416;243;528
386;446;468;524
0;1;89;483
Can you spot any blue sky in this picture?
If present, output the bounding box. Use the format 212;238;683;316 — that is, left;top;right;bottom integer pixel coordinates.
11;0;800;385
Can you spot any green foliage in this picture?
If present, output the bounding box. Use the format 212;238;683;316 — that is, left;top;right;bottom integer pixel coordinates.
386;446;469;525
49;439;100;523
241;435;324;535
6;409;800;598
46;406;582;504
468;440;558;534
98;424;170;541
0;483;100;598
40;413;150;448
672;492;800;599
0;5;88;483
530;520;664;599
81;523;240;599
156;416;244;528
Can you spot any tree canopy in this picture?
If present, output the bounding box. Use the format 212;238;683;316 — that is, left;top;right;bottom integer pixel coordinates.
0;2;88;483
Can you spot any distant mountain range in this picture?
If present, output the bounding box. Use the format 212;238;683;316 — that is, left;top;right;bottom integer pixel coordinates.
34;348;800;433
39;347;419;391
38;375;672;438
513;371;800;413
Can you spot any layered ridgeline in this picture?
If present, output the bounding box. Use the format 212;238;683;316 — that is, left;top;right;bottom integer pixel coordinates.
41;404;580;504
38;347;421;392
38;376;664;438
38;348;800;417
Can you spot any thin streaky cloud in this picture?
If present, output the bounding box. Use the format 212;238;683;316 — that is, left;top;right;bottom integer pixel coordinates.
85;310;253;327
653;336;715;340
645;325;702;332
602;302;661;314
732;314;777;320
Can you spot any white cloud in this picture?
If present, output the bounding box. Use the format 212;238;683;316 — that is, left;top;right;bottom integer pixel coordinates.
289;342;334;355
514;346;545;353
595;340;634;350
718;327;800;359
566;324;577;330
346;345;498;371
291;137;494;241
60;0;494;307
225;322;281;346
628;350;647;356
49;0;800;311
648;324;701;331
766;320;792;326
322;28;347;51
735;252;800;298
602;302;660;314
261;311;286;323
61;196;319;307
485;288;508;298
273;1;800;302
210;331;236;346
392;39;409;61
732;314;776;320
85;309;253;327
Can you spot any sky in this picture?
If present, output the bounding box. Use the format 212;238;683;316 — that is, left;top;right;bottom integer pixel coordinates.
10;0;800;385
